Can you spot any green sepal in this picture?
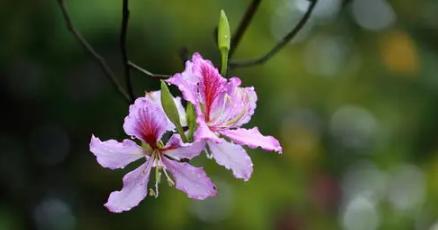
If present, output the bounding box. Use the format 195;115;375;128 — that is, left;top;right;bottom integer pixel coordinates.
186;103;196;141
160;80;188;142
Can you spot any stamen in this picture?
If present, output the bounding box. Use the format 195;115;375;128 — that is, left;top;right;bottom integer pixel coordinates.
149;188;156;197
224;92;248;127
205;148;213;159
157;140;164;149
162;168;175;187
154;166;162;198
141;142;153;155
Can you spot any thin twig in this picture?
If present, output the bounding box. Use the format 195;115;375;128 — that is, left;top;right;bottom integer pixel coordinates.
229;0;262;58
56;0;130;102
120;0;134;102
230;0;318;68
128;61;170;79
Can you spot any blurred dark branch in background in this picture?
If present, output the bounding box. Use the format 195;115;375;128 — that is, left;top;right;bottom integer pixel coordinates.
342;0;352;8
230;0;318;69
229;0;262;58
56;0;130;103
57;0;317;97
128;61;170;79
120;0;135;103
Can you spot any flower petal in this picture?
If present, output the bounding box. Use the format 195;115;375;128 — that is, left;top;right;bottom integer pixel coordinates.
163;135;205;160
208;79;257;129
123;96;173;147
166;53;204;105
104;158;153;213
208;140;253;181
227;84;257;127
89;135;144;169
161;157;217;200
194;117;222;143
145;90;187;127
219;128;282;153
167;53;227;123
197;59;227;122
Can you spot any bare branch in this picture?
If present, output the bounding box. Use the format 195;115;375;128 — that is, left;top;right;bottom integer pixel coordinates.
56;0;130;102
230;0;318;69
120;0;134;102
128;61;170;79
229;0;262;58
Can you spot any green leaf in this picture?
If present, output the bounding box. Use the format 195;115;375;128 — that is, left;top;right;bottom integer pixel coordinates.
186;103;196;141
218;10;230;76
160;81;188;142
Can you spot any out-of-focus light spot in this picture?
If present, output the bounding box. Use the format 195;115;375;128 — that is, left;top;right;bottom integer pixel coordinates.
33;197;75;230
191;181;233;222
379;30;420;76
330;105;378;152
430;220;438;230
304;35;356;77
29;124;70;166
414;208;436;230
342;161;387;202
294;0;311;12
281;109;322;166
301;0;341;22
342;195;379;230
387;164;425;212
271;0;314;43
352;0;396;31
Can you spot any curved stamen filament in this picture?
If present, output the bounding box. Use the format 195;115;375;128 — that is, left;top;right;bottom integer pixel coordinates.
154;166;162;198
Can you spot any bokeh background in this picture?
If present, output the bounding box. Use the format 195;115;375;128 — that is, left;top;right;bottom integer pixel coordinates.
1;0;438;229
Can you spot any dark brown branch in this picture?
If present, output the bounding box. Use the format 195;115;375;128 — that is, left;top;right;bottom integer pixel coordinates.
229;0;262;58
128;61;170;79
56;0;130;102
230;0;318;68
120;0;134;102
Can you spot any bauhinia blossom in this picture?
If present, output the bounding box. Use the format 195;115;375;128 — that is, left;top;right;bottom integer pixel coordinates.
167;53;282;181
89;92;217;213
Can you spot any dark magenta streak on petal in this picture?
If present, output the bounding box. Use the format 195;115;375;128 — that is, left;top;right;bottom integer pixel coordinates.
201;65;221;122
137;109;158;148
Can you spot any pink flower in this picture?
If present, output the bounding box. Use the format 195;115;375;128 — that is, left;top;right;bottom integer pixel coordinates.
167;53;282;181
89;91;217;213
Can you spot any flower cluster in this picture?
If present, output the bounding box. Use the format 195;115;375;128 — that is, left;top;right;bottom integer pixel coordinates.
90;53;282;213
